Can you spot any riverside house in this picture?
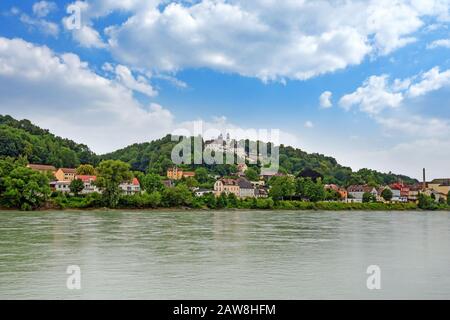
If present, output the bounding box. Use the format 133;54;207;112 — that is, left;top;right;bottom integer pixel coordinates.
76;175;99;194
119;178;141;195
55;168;77;182
214;178;240;198
347;185;378;203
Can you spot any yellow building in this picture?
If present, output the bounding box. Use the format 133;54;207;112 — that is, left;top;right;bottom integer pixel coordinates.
428;179;450;199
214;179;240;197
166;167;195;180
54;168;77;182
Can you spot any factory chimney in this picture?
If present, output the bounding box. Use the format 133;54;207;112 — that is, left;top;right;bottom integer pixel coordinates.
422;168;426;190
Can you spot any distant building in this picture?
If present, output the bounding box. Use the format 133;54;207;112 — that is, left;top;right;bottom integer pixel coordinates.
255;187;269;198
237;178;255;198
76;175;99;194
50;180;70;193
324;184;347;201
408;184;422;202
428;179;450;198
120;178;141;195
166;167;195;180
214;178;240;197
27;164;56;174
162;179;174;188
347;185;378;203
55;168;77;182
390;183;409;202
195;189;213;197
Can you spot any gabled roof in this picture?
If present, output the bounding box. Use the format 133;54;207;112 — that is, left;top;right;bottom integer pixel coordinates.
430;178;450;185
219;178;238;186
76;175;96;182
27;164;56;171
58;168;77;174
237;178;253;189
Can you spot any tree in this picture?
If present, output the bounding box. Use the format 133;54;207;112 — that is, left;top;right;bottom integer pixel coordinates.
161;184;193;207
269;176;295;200
447;191;450;206
362;192;376;203
245;168;259;181
227;192;238;208
76;164;96;175
216;193;228;208
95;160;133;208
381;188;393;202
69;179;84;196
194;167;209;184
296;178;325;202
418;193;438;210
0;164;51;210
141;173;164;193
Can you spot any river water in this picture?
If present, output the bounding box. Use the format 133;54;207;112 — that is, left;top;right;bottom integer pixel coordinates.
0;210;449;299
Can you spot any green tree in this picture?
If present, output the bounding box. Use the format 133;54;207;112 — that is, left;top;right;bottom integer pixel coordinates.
227;192;238;208
203;192;217;209
362;192;376;203
269;176;295;200
245;168;259;181
296;178;325;202
381;188;393;202
194;167;209;184
69;179;84;196
447;191;450;206
0;164;51;210
76;164;96;175
418;193;438;210
216;193;228;208
161;184;193;207
141;173;164;193
95;160;133;208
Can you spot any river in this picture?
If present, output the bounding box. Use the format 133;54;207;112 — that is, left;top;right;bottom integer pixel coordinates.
0;210;449;299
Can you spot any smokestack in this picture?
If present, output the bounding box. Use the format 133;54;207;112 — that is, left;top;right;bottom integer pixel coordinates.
423;168;426;190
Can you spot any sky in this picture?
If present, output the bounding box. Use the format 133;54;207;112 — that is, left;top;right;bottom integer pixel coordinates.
0;0;450;180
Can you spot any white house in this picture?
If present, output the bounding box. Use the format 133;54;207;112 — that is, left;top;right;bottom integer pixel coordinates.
120;178;141;195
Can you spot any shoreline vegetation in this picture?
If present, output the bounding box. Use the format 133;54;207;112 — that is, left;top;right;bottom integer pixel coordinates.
1;157;449;213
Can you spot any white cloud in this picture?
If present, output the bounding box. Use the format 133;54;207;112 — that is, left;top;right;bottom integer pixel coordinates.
32;1;57;18
60;0;450;81
0;36;296;154
339;75;404;114
408;67;450;97
114;64;157;97
0;37;170;152
319;91;332;108
68;25;107;48
427;38;450;49
19;13;60;37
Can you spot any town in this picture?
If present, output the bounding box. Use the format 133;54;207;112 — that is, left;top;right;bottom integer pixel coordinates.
25;162;450;207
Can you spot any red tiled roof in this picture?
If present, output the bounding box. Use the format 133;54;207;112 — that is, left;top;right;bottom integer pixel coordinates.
132;177;140;186
76;175;96;182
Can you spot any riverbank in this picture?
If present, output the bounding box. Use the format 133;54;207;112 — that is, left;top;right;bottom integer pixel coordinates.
2;200;449;212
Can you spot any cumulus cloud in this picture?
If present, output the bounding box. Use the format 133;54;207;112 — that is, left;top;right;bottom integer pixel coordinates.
0;37;171;152
113;64;157;97
32;1;57;18
408;67;450;98
339;75;404;114
60;0;450;81
319;91;333;108
0;37;297;153
427;38;450;49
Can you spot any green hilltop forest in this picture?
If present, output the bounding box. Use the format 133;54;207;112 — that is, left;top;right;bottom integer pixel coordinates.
0;114;417;186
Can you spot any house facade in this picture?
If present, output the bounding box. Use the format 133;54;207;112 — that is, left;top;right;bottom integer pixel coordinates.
55;168;77;182
347;185;378;203
237;178;255;198
428;179;450;199
214;179;240;197
166;167;195;180
76;175;99;194
50;180;71;193
119;178;141;195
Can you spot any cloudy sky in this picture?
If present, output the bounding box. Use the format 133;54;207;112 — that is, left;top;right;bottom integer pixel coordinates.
1;0;450;179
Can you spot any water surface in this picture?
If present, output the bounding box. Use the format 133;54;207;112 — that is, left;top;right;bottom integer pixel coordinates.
0;210;449;299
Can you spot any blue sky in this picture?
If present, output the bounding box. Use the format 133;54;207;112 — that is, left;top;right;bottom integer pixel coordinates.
1;0;450;179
